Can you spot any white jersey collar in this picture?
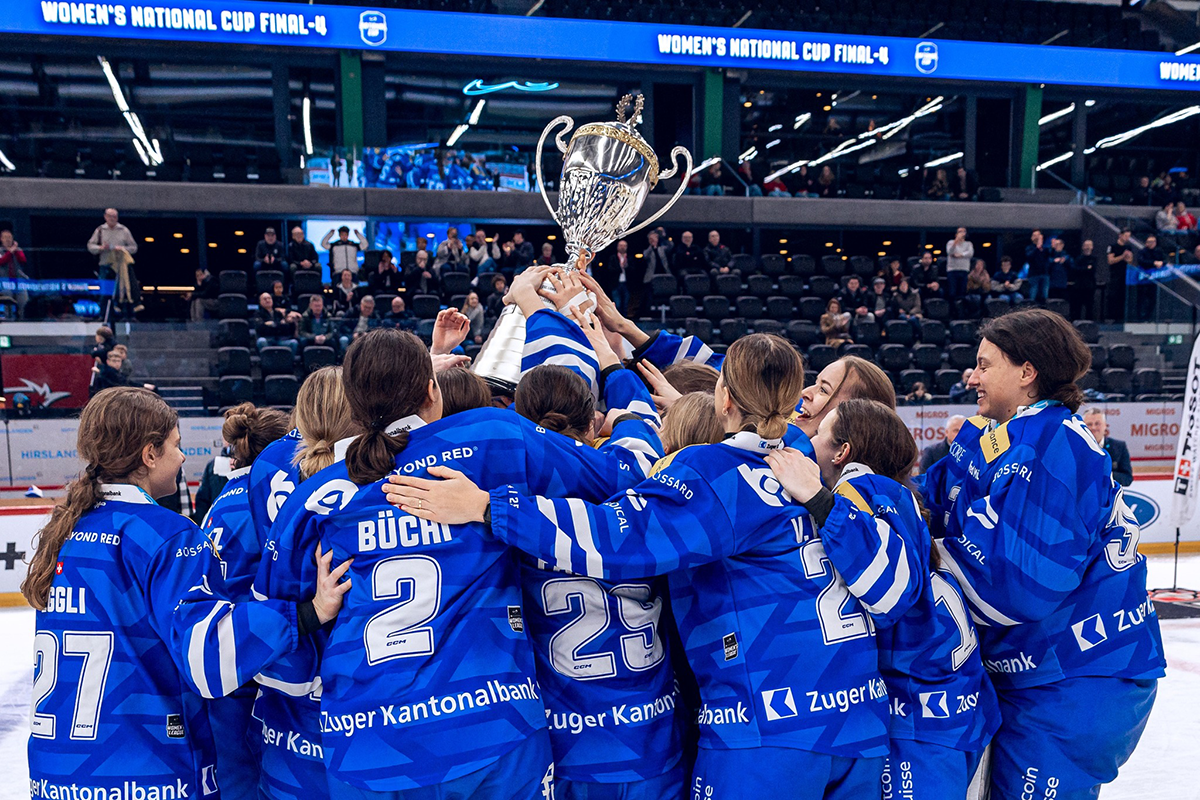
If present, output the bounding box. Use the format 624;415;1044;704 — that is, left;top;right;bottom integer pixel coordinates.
226;466;252;479
723;430;785;453
98;483;156;505
835;461;874;490
332;414;427;461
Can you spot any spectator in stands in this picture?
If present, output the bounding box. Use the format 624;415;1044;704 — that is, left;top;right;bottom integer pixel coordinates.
951;166;978;201
991;256;1023;305
87;207;142;315
186;267;220;322
322;226;366;277
299;294;337;354
737;161;763;196
673;231;706;275
485;274;508;316
90;349;131;396
1048;237;1073;302
537;243;556;267
468;228;500;275
945;227;974;299
925;168;951;201
890;277;922;330
1136;235;1165;318
1155;203;1179;245
642;230;672;285
434;227;467;277
1131;176;1152;206
1189;244;1200;265
368;250;403;296
384;296;415;331
762;171;790;198
820;297;852;346
111;343;134;379
906;381;933;404
1071;240;1098;320
1084;408;1132;486
699;162;726;196
401;236;431;269
867;277;890;320
338;295;381;352
964;258;991;317
1107;229;1135;322
1024;229;1051;303
789;165;817;198
918;415;966;473
814;165;838;198
330;269;365;316
910;251;942;298
253;227;286;273
1152;173;1179;207
949;368;974;403
704;230;734;276
839;275;870;319
270;280;290;313
462;292;485;344
598;240;632;315
0;229;29;319
1175;201;1198;248
406;249;438;295
254;291;298;354
885;258;905;288
509;231;535;273
287;226;318;274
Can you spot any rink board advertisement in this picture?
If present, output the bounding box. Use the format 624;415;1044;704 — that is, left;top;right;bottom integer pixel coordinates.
4;0;1200;92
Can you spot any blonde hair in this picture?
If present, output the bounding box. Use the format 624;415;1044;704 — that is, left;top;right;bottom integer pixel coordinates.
292;366;358;479
660;392;723;454
721;334;806;440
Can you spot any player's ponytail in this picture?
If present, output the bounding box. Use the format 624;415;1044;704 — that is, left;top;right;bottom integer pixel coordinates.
223;402;290;470
292;366;358;479
979;309;1091;413
23;387;176;609
342;329;436;485
514;364;595;443
721;333;805;441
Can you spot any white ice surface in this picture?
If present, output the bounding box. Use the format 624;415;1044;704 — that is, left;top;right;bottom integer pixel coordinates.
2;554;1200;799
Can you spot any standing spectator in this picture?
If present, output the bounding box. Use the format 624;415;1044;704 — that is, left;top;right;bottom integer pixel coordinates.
287;226;319;274
1175;201;1198;248
1155;203;1178;246
945;227;974;299
814;165;838;198
951;166;978;201
254;292;298;354
434;227;466;276
111;343;134;379
925;168;950;201
991;256;1023;304
673;230;706;275
948;368;974;403
507;231;535;274
1024;229;1051;303
909;251;942;299
298;294;337;354
0;229;29;319
405;249;438;295
964;258;991;317
86;207;142;315
642;229;672;286
338;295;381;352
1070;240;1098;320
537;243;555;267
598;240;632;315
1106;229;1135;322
89;349;131;396
699;162;726;196
1131;176;1152;206
866;277;890;320
253;227;286;273
703;230;734;276
918;415;966;473
839;275;870;319
1083;408;1133;486
820;297;852;346
384;296;415;331
186;267;220;322
367;250;403;296
462;291;485;344
1136;235;1165;318
91;325;115;361
329;269;365;316
321;226;366;278
890;277;922;332
468;228;501;275
1048;237;1073;302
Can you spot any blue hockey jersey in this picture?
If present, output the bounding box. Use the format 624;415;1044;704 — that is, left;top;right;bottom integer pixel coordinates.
522;308;600;397
824;466;999;752
201;468;256;601
29;484;302;799
286;408;645;790
921;403;1167;691
490;432;891;759
247;429;304;548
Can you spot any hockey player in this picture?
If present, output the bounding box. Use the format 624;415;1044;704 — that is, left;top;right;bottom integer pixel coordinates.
793;356;897;440
766;399;1000;799
921;309;1166;799
390;334;892;799
199;402;291;800
24;387;349;798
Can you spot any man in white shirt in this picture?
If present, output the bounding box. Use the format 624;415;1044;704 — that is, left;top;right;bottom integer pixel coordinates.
87;208;143;314
321;225;366;277
945;226;974;302
468;227;501;276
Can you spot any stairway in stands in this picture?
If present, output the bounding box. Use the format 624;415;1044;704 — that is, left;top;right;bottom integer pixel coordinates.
125;322;219;415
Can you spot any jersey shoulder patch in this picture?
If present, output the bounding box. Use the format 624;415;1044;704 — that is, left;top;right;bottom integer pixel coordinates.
834;482;873;514
649;444;702;476
980;422;1011;464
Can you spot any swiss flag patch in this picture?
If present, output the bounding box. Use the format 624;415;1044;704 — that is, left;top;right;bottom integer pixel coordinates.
55;562;63;575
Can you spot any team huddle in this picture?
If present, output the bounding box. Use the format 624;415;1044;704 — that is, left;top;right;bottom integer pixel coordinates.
24;265;1166;800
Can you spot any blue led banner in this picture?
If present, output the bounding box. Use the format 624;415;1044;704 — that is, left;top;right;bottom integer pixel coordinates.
6;0;1200;92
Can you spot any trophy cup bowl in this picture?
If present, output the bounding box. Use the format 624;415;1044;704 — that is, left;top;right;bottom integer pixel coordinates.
472;95;693;392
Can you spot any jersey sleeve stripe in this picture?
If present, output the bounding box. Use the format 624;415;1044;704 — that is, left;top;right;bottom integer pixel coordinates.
216;609;239;696
845;517;893;598
187;601;230;699
934;543;1022;627
255;673;323;698
537;495;573;573
862;530;911;616
623;399;662;428
567;498;605;577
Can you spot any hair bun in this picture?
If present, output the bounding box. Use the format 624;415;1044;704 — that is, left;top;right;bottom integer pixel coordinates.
539;411;572;433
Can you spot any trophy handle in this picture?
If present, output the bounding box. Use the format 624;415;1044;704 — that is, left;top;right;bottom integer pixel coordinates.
536;115;574;224
617;146;693;239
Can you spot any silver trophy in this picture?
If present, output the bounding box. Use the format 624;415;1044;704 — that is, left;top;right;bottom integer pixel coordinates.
472;94;693;392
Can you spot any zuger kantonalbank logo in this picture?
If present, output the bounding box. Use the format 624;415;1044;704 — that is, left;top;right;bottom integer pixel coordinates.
359;10;387;46
915;41;939;74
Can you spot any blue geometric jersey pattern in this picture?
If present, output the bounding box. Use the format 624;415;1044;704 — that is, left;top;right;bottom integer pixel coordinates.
288;408;646;791
824;466;999;752
490;432;891;759
247;429;304;551
921;402;1167;691
200;468;256;601
28;484;299;799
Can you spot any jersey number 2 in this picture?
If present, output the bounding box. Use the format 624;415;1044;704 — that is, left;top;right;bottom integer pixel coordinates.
800;540;873;645
364;555;442;666
31;631;114;740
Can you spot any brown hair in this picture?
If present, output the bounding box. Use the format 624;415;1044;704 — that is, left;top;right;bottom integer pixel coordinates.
979;309;1091;411
22;388;177;609
342;329;435;484
834;356;897;409
438;368;492;417
292;367;358;479
721;333;806;440
514;365;595;443
223;403;291;469
661;392;723;453
662;361;719;395
95;325;114;342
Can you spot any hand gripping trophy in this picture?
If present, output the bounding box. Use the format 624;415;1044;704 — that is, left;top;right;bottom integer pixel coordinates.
472;93;693;392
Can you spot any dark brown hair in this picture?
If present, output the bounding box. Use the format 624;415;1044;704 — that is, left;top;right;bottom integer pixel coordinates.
23;388;177;609
662;361;719;395
342;329;435;484
223;403;291;469
661;392;723;453
979;308;1091;411
438;368;492;418
722;333;806;440
515;364;595;443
